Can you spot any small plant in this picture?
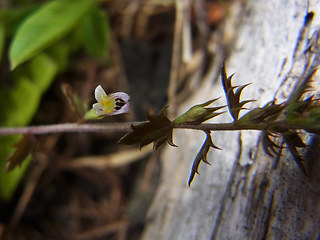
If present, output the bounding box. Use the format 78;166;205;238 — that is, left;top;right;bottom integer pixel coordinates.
119;62;320;185
1;62;319;188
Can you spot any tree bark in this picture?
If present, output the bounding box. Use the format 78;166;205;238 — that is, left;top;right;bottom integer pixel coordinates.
142;1;320;239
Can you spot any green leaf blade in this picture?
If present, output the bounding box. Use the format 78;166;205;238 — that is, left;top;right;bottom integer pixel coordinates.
9;0;94;69
173;98;225;126
80;6;110;57
0;20;5;64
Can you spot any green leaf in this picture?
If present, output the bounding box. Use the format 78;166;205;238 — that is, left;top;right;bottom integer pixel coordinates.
0;76;41;127
0;20;5;64
0;54;57;127
84;108;101;121
79;5;109;57
2;5;39;37
46;40;71;73
173;98;225;125
286;69;316;115
285;69;320;133
28;53;58;91
0;53;57;201
9;0;94;69
237;101;285;125
0;135;31;202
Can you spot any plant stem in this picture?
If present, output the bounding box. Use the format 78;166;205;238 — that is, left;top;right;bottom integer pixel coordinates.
0;121;306;136
0;122;265;136
173;122;265;131
0;123;138;135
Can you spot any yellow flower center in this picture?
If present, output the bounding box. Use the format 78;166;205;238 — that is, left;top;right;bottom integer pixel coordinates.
101;95;115;114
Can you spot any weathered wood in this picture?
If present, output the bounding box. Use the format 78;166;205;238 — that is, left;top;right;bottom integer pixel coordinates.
142;1;320;239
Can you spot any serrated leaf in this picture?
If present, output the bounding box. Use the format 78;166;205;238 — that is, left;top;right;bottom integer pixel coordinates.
173;98;225;126
283;131;308;175
0;135;31;202
237;101;285;124
221;61;254;121
286;69;316;114
6;134;36;172
188;131;220;186
285;69;320;133
9;0;94;69
261;131;282;157
119;108;175;150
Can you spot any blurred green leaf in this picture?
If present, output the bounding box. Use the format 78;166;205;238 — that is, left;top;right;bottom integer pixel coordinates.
0;54;57;126
46;40;70;73
6;134;36;172
0;5;38;37
0;76;40;126
9;0;94;69
0;53;57;201
0;77;40;201
0;21;5;64
5;5;38;37
84;108;101;121
80;5;109;57
0;135;31;202
28;53;58;91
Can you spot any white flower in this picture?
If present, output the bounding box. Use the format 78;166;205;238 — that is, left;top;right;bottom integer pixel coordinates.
92;85;130;116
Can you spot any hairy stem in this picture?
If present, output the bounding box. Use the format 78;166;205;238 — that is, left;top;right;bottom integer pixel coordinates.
0;122;263;136
173;122;265;131
0;121;307;136
0;122;139;135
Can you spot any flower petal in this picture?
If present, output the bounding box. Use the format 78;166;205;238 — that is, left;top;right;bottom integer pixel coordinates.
110;92;130;102
95;85;107;102
92;103;105;116
110;103;130;115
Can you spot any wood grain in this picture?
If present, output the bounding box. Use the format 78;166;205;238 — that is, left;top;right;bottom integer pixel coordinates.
142;1;320;239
